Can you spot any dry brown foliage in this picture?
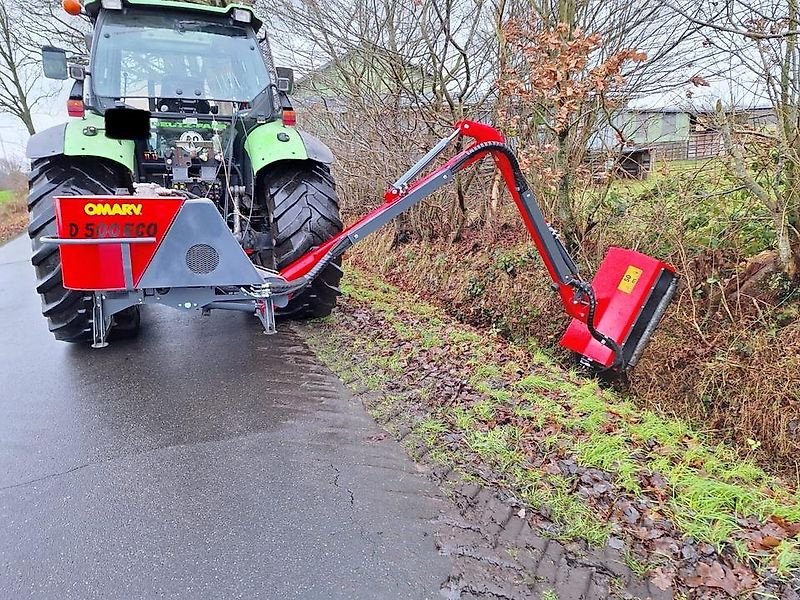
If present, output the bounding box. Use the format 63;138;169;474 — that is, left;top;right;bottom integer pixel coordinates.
0;192;26;244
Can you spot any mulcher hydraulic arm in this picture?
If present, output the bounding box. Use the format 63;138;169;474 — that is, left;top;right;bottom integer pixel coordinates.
277;120;675;371
47;117;676;370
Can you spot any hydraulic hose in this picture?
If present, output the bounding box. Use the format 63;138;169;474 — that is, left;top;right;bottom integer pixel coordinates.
268;239;349;295
568;279;624;370
453;141;623;369
272;136;623;369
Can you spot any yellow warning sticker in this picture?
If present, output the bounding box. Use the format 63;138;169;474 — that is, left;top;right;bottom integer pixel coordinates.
618;266;643;294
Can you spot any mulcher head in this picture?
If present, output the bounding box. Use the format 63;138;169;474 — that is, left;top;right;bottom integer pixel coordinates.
560;247;678;372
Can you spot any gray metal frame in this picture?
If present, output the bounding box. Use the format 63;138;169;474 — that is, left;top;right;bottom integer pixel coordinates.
41;198;291;348
87;285;286;347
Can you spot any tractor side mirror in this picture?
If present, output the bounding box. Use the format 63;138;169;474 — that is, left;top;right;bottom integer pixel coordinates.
42;46;68;80
104;107;151;140
275;67;294;94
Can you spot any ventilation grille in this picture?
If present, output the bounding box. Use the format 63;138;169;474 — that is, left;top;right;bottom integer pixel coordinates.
185;244;219;274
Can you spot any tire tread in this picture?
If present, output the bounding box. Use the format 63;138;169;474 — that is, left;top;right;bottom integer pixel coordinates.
27;157;134;342
263;163;343;319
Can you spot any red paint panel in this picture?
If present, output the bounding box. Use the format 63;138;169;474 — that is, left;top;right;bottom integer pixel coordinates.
54;196;184;290
560;247;672;366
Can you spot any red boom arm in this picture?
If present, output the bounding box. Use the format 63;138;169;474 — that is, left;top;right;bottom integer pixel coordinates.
279;120;589;321
278;120;678;371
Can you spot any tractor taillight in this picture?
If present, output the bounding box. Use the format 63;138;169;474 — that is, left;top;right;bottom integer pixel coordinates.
282;109;297;127
67;99;85;118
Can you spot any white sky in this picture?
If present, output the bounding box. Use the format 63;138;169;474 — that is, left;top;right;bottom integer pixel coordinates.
0;82;71;161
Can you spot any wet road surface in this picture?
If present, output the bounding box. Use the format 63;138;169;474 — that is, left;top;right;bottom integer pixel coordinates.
0;235;451;599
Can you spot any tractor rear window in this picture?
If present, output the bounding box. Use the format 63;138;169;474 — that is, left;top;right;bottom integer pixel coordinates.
91;10;270;103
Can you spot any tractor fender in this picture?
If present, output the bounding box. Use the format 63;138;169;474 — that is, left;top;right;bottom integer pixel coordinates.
297;131;334;165
244;121;334;175
26;114;135;174
26;123;68;159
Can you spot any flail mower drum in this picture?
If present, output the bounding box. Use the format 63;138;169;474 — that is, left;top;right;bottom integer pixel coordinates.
39;109;676;377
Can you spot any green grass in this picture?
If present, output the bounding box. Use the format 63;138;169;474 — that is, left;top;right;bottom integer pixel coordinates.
622;549;651;577
575;433;641;493
306;268;800;579
415;417;448;444
774;541;800;577
0;190;13;204
608;158;722;195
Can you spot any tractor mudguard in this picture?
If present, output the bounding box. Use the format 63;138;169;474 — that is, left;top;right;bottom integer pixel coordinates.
26;113;135;173
297;131;335;164
244;121;334;175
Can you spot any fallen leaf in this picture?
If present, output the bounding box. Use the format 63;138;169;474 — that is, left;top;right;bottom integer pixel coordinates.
771;515;800;538
607;536;625;550
684;561;756;596
729;562;758;593
544;460;562;475
650;566;674;591
759;535;782;549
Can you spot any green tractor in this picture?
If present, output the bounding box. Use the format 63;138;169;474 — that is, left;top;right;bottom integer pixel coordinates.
27;0;342;342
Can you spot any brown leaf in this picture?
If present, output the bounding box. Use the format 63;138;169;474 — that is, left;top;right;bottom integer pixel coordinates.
544;460;562;475
729;562;758;594
689;75;711;87
684;561;756;596
770;515;800;538
758;535;782;549
650;566;674;591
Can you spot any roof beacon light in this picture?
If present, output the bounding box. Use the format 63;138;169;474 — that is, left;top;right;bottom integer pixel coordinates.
101;0;123;8
62;0;83;16
232;8;252;23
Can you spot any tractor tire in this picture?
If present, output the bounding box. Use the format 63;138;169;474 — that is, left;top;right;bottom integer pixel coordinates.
263;162;343;319
27;157;139;343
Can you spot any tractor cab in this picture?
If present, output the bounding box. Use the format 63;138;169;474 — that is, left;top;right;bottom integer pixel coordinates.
48;1;277;115
40;0;292;210
88;4;270;116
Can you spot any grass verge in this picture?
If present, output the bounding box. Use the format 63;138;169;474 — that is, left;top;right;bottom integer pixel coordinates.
0;189;26;244
304;267;800;596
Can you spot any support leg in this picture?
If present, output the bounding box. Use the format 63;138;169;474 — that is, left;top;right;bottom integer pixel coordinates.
255;297;277;335
91;292;110;349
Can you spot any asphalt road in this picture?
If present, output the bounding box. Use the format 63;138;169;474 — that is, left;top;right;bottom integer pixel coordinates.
0;235;452;599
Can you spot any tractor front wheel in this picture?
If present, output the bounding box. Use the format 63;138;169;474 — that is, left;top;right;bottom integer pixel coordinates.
27;157;139;342
263;162;344;319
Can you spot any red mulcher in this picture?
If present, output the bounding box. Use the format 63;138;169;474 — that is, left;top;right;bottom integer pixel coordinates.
44;112;677;376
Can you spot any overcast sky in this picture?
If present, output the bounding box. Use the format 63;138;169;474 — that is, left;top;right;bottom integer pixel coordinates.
0;81;71;161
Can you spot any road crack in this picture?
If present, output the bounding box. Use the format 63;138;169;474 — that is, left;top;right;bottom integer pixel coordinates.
0;463;91;492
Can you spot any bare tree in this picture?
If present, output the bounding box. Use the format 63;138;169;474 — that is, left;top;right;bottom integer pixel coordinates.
21;0;89;59
0;155;26;190
665;0;800;279
266;0;697;248
0;1;53;135
266;0;503;241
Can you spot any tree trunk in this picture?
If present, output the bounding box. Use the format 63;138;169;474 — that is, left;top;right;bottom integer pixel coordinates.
719;109;796;279
449;175;467;243
556;130;578;249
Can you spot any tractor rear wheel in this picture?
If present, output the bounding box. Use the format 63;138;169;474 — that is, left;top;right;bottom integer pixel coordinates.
263;162;344;319
27;157;139;342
